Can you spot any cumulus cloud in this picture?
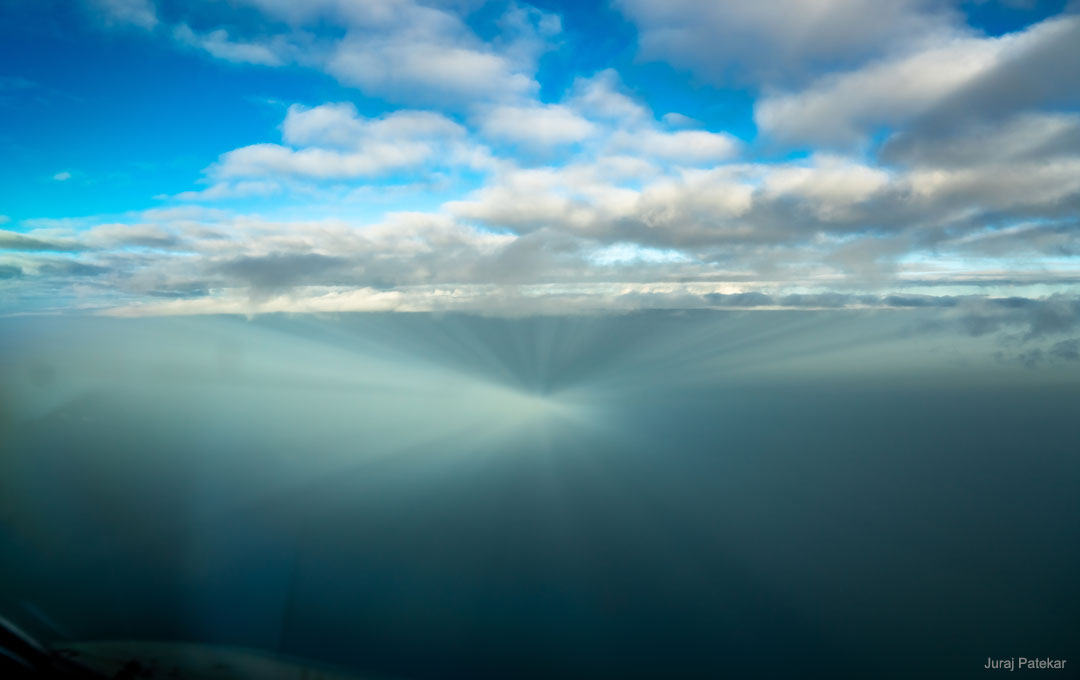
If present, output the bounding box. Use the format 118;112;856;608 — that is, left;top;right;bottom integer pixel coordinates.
211;104;475;180
281;104;465;148
614;0;960;86
327;38;536;104
445;155;886;248
609;129;740;164
214;143;431;180
13;0;1080;326
450;156;892;250
479;104;596;147
5;200;1080;345
217;0;558;106
759;155;891;218
755;14;1080;146
566;69;649;123
84;0;559;108
880;112;1080;168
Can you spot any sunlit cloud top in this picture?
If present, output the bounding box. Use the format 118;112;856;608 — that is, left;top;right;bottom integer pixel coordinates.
1;0;1078;315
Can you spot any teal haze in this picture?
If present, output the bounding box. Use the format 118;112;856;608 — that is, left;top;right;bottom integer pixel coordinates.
2;311;1078;678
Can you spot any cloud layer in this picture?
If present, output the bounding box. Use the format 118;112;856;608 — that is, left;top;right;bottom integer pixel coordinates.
2;0;1078;339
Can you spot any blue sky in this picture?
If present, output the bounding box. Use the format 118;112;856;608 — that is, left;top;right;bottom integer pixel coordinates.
1;0;1078;315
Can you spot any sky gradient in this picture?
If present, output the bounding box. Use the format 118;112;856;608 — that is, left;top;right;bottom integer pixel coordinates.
1;0;1079;321
3;6;1080;675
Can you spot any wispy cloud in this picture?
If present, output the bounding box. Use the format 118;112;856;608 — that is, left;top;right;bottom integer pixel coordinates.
88;0;158;29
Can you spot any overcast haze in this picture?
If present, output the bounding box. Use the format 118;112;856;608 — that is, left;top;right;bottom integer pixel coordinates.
2;311;1080;678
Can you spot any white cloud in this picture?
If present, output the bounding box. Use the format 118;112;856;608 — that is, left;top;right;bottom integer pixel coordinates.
760;155;891;219
211;104;475;180
479;104;596;147
9;184;1080;317
53;171;72;181
447;132;1080;253
281;103;463;148
609;129;740;164
558;69;740;164
173;24;289;66
287;0;555;106
83;223;179;249
661;112;698;129
279;102;371;148
881;112;1080;168
329;38;535;104
169;180;281;202
214;143;435;179
20;4;1080;317
96;0;558;108
755;14;1080;146
614;0;960;86
447;161;757;245
566;69;649;123
902;158;1080;214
